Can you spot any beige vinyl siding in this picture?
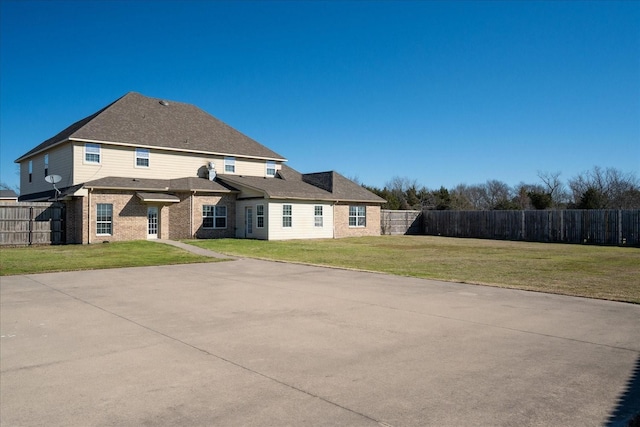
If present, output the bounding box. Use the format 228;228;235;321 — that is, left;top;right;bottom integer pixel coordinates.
235;199;269;239
20;143;74;195
267;201;334;240
73;143;281;183
228;160;281;177
235;187;264;199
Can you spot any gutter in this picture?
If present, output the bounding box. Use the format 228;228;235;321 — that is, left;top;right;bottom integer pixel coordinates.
87;188;92;244
15;138;70;163
84;185;170;192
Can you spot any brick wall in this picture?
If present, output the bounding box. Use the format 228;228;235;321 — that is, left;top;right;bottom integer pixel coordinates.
70;190;238;243
193;193;236;239
168;193;192;239
334;204;381;238
89;191;148;242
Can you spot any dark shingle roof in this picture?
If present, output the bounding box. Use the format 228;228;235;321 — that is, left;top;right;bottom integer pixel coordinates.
0;189;18;199
218;165;385;203
16;92;286;162
84;176;236;193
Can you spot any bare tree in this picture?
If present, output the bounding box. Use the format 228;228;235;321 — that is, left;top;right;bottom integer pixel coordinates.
537;170;568;207
0;181;19;194
484;180;512;210
385;176;421;210
449;184;475;210
568;167;640;209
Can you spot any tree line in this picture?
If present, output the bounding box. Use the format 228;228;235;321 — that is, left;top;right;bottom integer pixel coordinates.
362;166;640;210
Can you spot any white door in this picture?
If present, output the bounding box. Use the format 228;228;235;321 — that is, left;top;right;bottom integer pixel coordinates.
147;206;158;239
245;207;253;237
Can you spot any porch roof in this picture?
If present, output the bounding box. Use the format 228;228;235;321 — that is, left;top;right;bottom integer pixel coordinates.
136;192;180;203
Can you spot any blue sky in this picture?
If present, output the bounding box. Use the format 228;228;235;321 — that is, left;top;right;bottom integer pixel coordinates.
1;0;638;193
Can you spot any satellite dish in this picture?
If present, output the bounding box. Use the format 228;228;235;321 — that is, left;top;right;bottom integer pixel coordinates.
45;175;62;201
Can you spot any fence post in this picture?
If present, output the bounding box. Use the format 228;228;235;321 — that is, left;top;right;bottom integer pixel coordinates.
28;206;33;246
618;210;622;246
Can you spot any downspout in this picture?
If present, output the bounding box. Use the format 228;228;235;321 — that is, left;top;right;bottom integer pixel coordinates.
87;188;92;244
333;201;338;239
191;190;196;238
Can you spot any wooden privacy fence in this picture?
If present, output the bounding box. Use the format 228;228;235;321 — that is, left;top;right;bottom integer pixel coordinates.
422;209;640;246
0;203;65;245
381;210;422;235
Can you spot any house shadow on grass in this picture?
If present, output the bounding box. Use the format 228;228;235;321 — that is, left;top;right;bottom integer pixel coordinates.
606;355;640;427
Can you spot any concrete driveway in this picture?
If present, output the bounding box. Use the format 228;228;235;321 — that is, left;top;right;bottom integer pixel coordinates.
1;258;639;426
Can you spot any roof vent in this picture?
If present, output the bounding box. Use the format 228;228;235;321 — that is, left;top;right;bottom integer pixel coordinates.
159;100;169;106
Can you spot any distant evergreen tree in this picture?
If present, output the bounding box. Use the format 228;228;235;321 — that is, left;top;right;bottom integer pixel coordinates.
528;191;553;210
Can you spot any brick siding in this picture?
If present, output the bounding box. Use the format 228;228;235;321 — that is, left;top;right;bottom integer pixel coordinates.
333;203;381;238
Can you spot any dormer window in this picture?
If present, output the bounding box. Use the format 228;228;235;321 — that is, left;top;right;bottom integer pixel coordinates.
135;148;150;168
224;157;235;173
85;143;101;164
266;161;276;177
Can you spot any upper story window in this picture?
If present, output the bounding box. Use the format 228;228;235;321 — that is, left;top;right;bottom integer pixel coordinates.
135;148;150;168
85;143;101;164
44;154;49;177
266;161;276;177
314;205;323;227
282;204;292;228
256;204;265;228
224;157;235;173
349;206;366;227
28;160;33;183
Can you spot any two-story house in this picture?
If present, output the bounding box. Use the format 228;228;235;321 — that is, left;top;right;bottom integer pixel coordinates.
15;92;384;243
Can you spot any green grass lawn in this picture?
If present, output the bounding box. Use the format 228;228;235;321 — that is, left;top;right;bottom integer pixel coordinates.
0;241;219;276
187;236;640;304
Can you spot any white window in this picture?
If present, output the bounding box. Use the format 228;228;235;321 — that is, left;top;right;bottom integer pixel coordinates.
349;206;366;227
28;160;33;183
314;206;323;227
224;157;235;173
256;204;265;228
282;204;292;227
135;148;150;167
266;161;276;177
85;143;101;164
96;203;113;235
44;154;49;177
203;205;227;229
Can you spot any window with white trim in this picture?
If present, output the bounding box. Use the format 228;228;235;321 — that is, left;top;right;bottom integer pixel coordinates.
203;205;227;229
266;161;276;177
282;204;292;227
85;143;101;164
28;160;32;183
314;205;323;227
96;203;113;235
224;157;235;173
256;204;265;228
44;154;49;177
135;148;150;167
349;206;366;227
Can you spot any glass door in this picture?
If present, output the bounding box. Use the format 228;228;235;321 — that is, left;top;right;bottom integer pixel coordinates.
245;207;253;237
147;206;158;239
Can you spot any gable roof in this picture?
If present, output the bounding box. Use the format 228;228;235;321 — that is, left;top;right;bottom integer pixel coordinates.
16;92;286;162
218;165;385;203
